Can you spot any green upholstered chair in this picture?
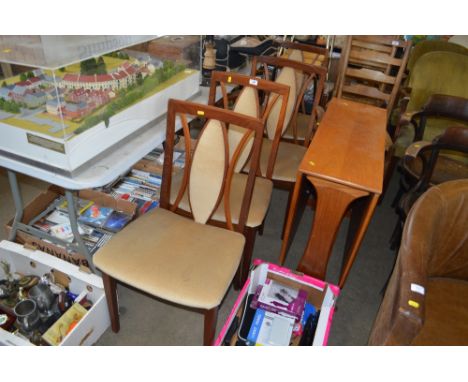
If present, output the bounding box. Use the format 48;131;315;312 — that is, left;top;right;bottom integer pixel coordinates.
393;51;468;160
405;40;468;79
369;179;468;345
93;100;265;345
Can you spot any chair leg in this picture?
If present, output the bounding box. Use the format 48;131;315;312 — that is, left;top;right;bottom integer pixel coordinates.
258;220;265;236
102;272;120;333
240;227;257;286
203;306;219;346
379;154;399;205
281;186;294;240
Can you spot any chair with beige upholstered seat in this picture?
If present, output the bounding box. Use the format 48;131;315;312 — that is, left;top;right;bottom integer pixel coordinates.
168;71;290;284
245;55;326;235
93;99;265;345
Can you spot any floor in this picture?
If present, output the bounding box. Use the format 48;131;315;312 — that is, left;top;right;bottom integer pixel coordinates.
0;167;400;345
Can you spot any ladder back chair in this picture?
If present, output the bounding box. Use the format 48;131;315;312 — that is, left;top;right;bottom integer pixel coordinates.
335;35;412;198
336;35;411;118
93;99;265;345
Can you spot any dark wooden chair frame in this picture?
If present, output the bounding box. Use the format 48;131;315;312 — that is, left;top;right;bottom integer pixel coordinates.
203;70;290;284
100;99;265;345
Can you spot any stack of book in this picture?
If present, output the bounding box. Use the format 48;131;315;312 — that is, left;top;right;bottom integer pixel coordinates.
105;169;161;216
32;196;133;255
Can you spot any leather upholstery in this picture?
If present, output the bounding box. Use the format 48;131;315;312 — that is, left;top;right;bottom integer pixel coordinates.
93;207;245;309
368;179;468;345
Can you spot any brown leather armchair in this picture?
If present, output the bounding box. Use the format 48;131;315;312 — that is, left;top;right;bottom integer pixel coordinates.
390;125;468;249
369;179;468;345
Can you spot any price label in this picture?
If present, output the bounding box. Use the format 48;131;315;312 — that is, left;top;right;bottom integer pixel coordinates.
249;79;258;86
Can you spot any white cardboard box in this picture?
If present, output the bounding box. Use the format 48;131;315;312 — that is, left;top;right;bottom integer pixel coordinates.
0;240;109;346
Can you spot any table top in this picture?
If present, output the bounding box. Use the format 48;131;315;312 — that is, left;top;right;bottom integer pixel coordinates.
0;88;208;190
300;98;387;194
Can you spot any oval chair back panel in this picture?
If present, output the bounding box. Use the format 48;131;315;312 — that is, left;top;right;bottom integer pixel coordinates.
163;99;265;232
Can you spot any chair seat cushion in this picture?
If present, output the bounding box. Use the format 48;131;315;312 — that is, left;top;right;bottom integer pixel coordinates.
93;208;245;310
411;278;468;345
170;172;272;228
245;138;307;182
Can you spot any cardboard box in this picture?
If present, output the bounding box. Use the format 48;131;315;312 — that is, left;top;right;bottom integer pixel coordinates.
5;185;136;269
0;240;109;346
215;260;340;346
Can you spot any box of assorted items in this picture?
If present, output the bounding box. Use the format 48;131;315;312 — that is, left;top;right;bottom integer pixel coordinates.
215;261;339;346
0;240;109;345
4;185;136;269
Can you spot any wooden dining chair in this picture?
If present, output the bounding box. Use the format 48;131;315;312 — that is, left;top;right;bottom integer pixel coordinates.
93;99;265;345
169;71;290;284
335;35;412;197
246;55;326;235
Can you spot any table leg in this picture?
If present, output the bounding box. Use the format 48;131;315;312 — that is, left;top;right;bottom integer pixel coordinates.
297;177;368;281
338;193;379;288
278;172;305;265
65;190;97;274
7;170;24;241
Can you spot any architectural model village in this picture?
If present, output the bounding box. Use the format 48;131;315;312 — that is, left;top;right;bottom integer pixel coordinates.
0;51;193;140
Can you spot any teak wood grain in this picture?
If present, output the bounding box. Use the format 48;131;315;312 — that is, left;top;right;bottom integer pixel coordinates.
299;98;387;194
280;98;387;288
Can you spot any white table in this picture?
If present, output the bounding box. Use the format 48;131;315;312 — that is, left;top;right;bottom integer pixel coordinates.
1;88;209;272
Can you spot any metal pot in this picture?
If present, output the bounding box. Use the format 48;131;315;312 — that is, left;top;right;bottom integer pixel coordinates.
14;299;40;332
28;283;56;315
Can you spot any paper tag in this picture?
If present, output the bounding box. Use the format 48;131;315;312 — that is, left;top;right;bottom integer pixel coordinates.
411;283;425;295
197;110;205;116
408;300;420;309
392;40;400;46
227;76;232;83
249;79;258;86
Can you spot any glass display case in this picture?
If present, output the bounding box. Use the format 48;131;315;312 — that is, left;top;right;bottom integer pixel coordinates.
0;36;201;175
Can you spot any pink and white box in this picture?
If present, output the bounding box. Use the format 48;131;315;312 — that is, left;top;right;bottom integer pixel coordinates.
215;260;340;346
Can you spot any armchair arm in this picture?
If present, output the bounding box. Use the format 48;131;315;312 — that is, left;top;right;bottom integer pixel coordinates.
421;94;468;121
403;140;432;159
393;97;420;140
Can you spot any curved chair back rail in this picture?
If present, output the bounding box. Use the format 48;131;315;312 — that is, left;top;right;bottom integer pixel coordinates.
208;70;291;179
273;39;330;68
250;55;327;147
164;99;265;232
369;180;468;345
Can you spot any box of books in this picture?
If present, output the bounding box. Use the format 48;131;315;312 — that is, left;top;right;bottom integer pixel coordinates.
214;261;340;346
0;240;109;346
4;185;136;269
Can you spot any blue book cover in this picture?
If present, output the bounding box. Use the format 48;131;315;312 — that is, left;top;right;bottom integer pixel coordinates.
247;308;266;345
78;204;113;228
103;211;132;232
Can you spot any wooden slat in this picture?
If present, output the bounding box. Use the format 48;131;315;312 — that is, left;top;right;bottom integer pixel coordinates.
349;49;403;67
343;83;390;102
353;35;403;47
345;67;396;85
352;39;394;54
